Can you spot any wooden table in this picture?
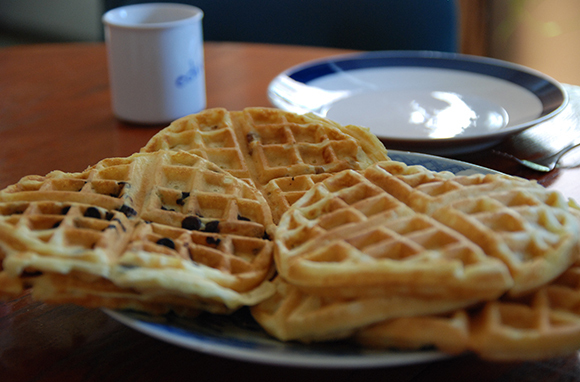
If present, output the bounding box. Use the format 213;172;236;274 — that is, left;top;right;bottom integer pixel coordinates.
1;42;580;381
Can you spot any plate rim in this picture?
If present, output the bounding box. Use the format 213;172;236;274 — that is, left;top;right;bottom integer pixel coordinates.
104;309;449;368
268;50;568;145
104;151;498;369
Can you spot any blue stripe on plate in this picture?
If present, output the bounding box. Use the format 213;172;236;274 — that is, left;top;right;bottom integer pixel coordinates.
288;51;565;117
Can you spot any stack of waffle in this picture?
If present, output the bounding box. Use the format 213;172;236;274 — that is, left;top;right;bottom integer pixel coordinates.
252;160;580;360
0;108;388;316
1;107;580;361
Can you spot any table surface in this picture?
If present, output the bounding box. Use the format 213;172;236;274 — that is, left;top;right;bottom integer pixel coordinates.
1;42;580;381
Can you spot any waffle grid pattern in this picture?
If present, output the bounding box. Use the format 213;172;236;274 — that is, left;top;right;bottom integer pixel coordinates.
0;150;277;313
364;161;580;296
253;159;580;360
142;108;390;223
275;169;514;300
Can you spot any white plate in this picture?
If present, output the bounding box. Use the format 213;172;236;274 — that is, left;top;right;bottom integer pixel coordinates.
268;51;567;155
105;152;496;368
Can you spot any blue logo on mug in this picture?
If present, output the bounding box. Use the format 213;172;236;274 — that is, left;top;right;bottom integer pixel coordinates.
175;60;202;88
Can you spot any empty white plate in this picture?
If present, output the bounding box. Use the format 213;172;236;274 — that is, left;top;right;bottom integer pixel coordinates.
268;51;567;154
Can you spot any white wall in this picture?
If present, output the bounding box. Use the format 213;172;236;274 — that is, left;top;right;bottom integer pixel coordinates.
0;0;104;41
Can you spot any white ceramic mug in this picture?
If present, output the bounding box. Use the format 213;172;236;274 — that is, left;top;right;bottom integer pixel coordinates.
103;3;206;124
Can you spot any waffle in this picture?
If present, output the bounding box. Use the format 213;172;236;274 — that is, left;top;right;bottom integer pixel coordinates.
266;159;580;358
274;168;514;300
16;272;205;317
142;108;253;181
250;275;481;343
355;259;580;361
364;160;542;215
365;161;579;296
0;150;276;314
354;310;470;355
141;107;390;222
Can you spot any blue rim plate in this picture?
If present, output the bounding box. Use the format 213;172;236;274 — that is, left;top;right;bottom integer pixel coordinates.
268;51;568;155
105;151;497;369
